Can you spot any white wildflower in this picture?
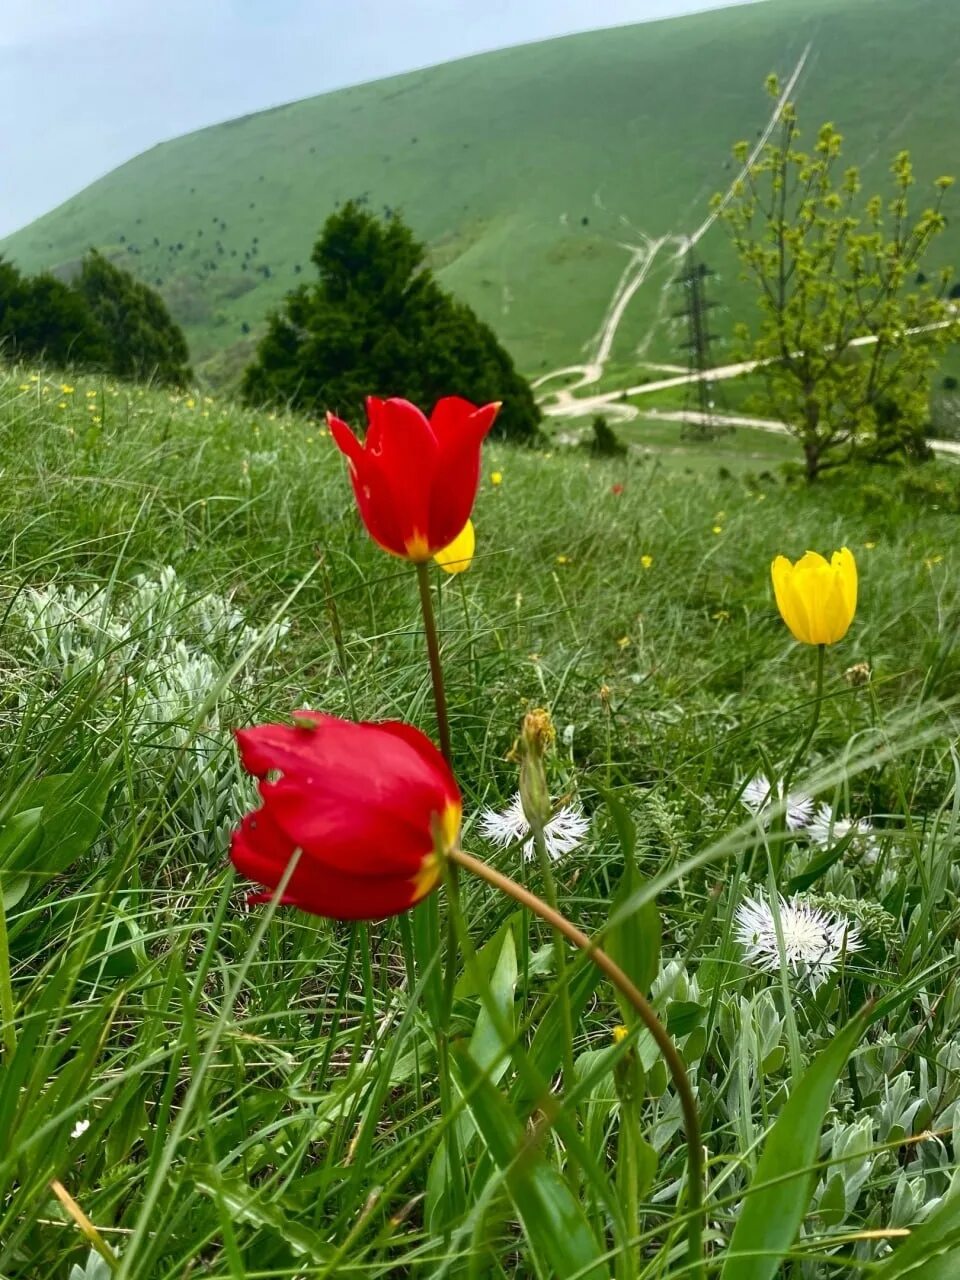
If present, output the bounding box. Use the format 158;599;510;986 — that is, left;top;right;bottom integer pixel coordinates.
808;803;879;864
735;892;862;991
478;791;590;861
71;1118;90;1139
740;774;814;831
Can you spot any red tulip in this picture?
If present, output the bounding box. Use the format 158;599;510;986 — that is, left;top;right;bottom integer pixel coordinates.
230;712;462;920
328;396;500;561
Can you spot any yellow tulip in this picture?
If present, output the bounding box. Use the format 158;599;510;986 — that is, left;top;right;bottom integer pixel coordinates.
433;519;475;575
771;548;857;645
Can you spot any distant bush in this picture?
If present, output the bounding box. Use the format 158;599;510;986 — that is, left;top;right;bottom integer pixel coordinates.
0;252;192;386
241;202;541;442
588;414;627;456
0;260;105;367
75;251;192;386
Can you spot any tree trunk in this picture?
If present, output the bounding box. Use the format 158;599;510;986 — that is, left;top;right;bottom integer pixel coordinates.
804;440;820;483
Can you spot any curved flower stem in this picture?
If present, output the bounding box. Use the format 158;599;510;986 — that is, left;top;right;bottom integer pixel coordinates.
415;561;452;767
450;847;705;1279
0;887;16;1058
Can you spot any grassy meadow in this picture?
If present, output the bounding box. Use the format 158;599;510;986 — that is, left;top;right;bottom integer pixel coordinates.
2;364;960;1277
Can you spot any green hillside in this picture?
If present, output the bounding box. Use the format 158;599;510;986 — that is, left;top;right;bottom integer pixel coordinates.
3;0;959;385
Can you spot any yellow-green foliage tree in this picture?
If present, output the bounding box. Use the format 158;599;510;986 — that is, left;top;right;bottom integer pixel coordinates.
718;78;959;481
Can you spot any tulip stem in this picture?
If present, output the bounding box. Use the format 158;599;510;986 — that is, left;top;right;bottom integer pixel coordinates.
788;642;826;783
414;560;463;1228
450;847;705;1279
415;562;453;768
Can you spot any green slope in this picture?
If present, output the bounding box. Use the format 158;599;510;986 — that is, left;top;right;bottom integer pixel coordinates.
3;0;958;384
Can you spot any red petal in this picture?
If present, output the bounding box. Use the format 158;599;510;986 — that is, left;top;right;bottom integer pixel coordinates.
258;862;435;920
363;399;439;556
428;402;498;549
327;412;364;467
429;396;483;444
346;451;408;557
230;805;297;879
375;720;461;807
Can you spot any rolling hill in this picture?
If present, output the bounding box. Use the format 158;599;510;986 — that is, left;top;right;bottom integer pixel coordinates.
2;0;959;387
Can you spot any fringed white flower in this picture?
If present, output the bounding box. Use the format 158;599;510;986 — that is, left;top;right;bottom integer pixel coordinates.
478;791;590;861
735;892;862;992
740;774;814;831
808;803;879;864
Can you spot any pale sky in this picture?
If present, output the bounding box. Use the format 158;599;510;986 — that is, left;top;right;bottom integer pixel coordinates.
0;0;755;237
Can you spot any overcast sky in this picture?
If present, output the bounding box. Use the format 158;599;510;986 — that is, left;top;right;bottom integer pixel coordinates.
0;0;752;237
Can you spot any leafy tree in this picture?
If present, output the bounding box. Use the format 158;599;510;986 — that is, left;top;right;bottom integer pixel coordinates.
74;251;192;386
241;202;540;441
717;79;959;480
0;258;105;367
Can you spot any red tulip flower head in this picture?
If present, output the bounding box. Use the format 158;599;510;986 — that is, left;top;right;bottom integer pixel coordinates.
230;712;461;920
328;396;500;561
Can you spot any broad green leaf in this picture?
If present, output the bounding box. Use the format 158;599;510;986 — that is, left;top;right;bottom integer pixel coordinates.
427;925;520;1227
195;1169;333;1260
455;912;520;1000
720;1008;869;1280
518;961;599;1106
601;789;660;1020
872;1192;960;1278
469;925;518;1080
1;762;115;909
454;1044;608;1280
666;1000;706;1038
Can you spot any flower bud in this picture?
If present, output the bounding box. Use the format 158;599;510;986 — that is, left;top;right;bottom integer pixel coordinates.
843;661;871;687
518;708;555;831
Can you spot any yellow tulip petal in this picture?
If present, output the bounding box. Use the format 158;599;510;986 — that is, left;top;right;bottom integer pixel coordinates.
795;550;830;572
771;555;812;644
832;547;858;620
434;520;475;575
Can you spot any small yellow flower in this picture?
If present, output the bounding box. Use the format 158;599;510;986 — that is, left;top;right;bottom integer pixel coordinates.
771;548;858;646
640;554;653;570
713;609;730;622
185;397;196;409
60;384;74;394
491;471;503;486
864;541;877;550
712;525;723;535
86;390;97;398
434;520;475;575
18;383;30;391
612;1025;629;1045
925;554;943;569
617;635;631;649
556;554;569;565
